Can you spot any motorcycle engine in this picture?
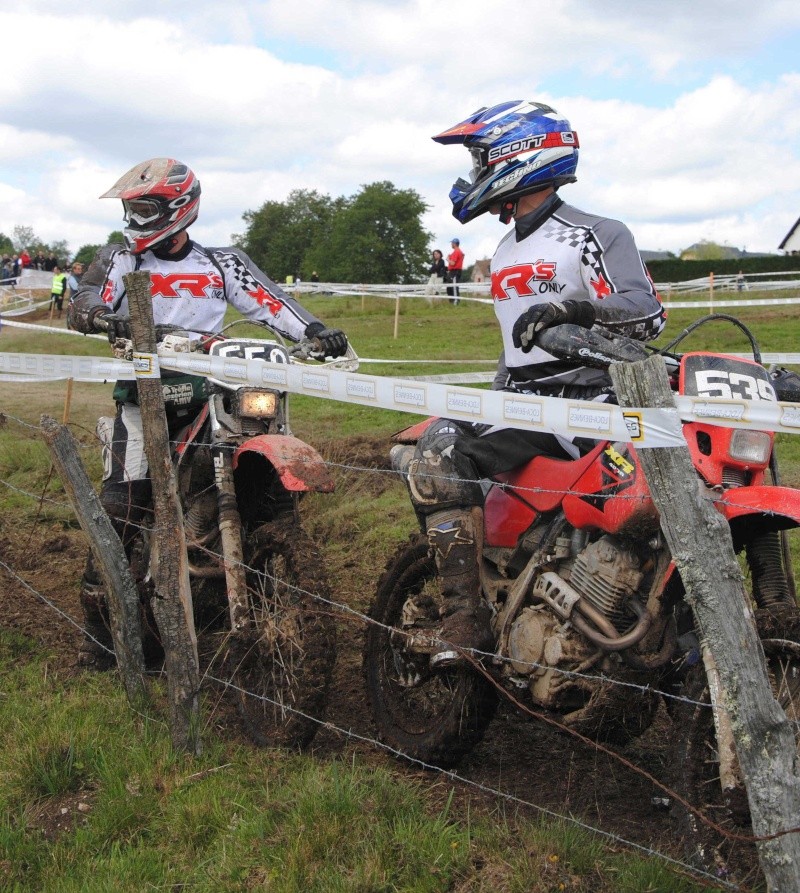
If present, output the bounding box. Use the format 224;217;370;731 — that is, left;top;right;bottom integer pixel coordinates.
506;534;648;710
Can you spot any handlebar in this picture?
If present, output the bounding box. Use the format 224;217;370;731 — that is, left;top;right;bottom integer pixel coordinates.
534;324;651;369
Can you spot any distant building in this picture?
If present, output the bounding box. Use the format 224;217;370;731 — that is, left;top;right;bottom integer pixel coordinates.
471;258;491;283
779;217;800;255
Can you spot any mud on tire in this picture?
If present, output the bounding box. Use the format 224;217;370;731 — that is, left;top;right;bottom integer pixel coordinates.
228;520;336;749
362;535;497;769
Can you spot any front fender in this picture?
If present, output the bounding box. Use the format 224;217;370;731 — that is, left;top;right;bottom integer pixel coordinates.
233;435;334;493
716;485;800;528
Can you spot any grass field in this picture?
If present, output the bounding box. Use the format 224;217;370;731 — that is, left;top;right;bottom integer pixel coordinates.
1;290;798;892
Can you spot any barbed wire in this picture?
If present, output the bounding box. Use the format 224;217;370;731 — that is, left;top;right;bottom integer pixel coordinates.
1;406;797;718
0;556;749;891
2;395;799;887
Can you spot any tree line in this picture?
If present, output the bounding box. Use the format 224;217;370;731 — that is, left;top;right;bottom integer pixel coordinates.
232;182;431;285
5;181;433;286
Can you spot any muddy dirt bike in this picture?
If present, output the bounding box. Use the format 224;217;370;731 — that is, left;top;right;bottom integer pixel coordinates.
362;314;800;872
101;318;358;749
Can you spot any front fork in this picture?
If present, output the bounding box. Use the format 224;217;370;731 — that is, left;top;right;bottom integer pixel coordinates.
212;445;250;634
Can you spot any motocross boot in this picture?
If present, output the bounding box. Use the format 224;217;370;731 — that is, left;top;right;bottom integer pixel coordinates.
426;506;493;668
77;572;115;671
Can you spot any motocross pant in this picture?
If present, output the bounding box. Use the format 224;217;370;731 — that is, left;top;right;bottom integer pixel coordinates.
79;400;190;660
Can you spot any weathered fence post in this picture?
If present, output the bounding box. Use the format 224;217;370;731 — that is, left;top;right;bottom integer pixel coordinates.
393;289;401;339
610;354;800;891
124;270;202;754
40;415;148;707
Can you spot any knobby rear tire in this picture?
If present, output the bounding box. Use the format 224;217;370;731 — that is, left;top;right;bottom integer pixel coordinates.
362;535;497;769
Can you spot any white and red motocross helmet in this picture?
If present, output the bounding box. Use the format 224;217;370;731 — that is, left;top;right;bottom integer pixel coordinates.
101;158;201;254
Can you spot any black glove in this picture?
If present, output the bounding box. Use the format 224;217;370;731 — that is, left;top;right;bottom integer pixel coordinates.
90;307;132;344
511;300;596;353
771;368;800;402
304;322;348;358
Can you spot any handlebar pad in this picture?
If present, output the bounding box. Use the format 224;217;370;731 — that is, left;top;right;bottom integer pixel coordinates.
535;324;650;369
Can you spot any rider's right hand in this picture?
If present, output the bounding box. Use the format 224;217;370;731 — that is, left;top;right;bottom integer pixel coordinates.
90;308;132;344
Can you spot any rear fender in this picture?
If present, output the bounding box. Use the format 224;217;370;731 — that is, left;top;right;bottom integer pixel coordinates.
232;435;334;493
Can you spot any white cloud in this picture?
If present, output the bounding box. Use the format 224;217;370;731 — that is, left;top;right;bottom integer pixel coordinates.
0;2;798;258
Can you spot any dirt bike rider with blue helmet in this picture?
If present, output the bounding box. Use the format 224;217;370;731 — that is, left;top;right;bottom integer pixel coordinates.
68;157;348;668
403;101;666;667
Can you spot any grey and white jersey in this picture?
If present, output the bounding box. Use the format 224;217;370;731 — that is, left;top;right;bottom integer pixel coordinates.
68;241;320;341
491;198;666;395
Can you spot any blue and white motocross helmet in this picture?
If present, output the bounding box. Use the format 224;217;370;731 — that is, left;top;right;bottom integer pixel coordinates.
433;100;579;224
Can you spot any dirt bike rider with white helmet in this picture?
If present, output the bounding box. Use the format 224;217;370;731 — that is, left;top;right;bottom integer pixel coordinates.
403;101;666;667
68;157;348;668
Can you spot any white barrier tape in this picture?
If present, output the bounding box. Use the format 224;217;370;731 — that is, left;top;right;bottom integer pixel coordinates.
0;352;131;381
0;318;106;339
6;349;800;446
0;349;683;448
663;297;800;310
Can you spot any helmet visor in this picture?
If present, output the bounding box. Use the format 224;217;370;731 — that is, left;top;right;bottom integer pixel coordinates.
123;199;162;226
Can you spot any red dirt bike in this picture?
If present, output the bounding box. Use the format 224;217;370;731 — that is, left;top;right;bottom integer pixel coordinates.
107;320;358;748
362;315;800;872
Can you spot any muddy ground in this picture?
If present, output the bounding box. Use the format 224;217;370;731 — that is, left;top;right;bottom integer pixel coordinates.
0;433;760;889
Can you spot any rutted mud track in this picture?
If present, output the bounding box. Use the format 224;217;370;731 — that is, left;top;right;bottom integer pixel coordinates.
0;433;759;887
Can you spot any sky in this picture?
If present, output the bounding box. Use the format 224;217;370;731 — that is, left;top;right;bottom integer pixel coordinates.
2;0;800;269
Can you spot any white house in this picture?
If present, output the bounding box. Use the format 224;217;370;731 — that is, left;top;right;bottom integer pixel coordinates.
779;217;800;255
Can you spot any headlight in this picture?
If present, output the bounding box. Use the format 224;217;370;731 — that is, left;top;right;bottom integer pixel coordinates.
236;388;278;419
728;429;772;465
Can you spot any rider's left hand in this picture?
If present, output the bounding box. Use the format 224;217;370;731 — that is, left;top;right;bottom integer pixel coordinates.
304;322;348;358
512;300;596;352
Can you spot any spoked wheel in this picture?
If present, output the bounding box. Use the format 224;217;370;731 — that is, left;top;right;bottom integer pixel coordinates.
227;520;336;749
670;607;800;881
362;535;497;769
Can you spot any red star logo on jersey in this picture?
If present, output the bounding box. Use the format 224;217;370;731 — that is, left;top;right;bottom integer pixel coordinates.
248;286;282;315
591;274;612;299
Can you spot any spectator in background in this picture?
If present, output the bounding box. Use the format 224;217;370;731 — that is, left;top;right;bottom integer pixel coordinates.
67;261;83;297
50;266;68;317
736;270;747;292
1;256;13;285
447;237;464;305
44;253;58;272
33;250;46;270
425;248;447;301
20;248;31;269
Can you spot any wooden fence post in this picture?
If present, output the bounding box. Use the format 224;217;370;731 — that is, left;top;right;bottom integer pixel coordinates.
610;355;800;890
124;270;202;754
40;415;148;707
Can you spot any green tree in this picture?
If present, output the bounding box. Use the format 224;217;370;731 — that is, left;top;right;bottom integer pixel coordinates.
74;231;125;266
680;240;729;261
306;181;431;283
12;225;38;253
234;189;340;282
74;244;101;266
0;232;13;255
